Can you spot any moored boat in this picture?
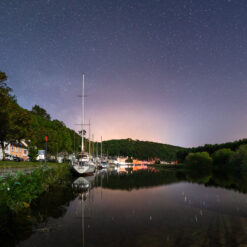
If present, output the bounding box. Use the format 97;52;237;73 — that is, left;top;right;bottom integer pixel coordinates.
71;73;96;175
71;154;96;175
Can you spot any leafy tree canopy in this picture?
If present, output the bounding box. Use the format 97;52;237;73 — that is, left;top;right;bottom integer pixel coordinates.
102;139;183;161
0;71;31;160
32;105;51;120
212;148;234;168
185;152;213;172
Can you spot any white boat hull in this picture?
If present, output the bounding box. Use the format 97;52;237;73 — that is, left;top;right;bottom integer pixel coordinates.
71;161;96;175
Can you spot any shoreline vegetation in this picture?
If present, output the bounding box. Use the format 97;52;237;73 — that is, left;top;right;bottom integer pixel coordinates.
0;161;62;168
181;144;247;175
0;164;71;212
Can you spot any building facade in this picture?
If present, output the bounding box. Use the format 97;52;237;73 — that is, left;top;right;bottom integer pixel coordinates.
0;141;28;161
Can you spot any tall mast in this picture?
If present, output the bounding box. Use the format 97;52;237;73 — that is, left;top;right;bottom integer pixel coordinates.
101;136;103;158
89;120;91;156
92;134;94;157
81;73;85;153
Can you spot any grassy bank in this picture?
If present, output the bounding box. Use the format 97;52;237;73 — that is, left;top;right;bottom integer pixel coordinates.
0;164;71;212
0;161;62;168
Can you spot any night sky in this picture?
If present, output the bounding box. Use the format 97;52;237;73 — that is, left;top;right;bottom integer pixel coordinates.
1;0;247;147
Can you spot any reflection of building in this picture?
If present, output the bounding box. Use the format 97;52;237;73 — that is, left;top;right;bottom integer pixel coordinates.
133;159;155;165
117;157;128;165
133;165;148;171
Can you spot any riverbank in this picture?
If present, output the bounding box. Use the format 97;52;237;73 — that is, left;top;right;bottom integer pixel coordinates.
0;161;62;168
150;164;184;169
0;164;71;212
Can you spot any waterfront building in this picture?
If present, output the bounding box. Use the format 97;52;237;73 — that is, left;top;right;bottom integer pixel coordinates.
0;141;29;161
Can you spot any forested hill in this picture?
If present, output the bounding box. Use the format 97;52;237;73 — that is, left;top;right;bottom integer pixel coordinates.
0;70;83;156
0;69;182;159
102;139;184;161
176;138;247;162
29;105;82;155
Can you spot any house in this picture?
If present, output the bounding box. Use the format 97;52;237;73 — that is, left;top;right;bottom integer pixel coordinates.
9;141;29;161
0;141;29;161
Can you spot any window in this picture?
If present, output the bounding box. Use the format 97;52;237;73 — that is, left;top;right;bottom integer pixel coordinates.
24;150;27;155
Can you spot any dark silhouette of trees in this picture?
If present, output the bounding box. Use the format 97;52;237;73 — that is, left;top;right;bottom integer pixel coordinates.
0;71;31;160
32;105;51;120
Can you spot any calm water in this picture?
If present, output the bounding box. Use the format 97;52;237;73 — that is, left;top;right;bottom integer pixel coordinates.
1;167;247;247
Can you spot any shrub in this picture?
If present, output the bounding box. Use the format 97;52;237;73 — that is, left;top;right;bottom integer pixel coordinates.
185;152;213;172
212;148;234;169
0;164;70;212
230;144;247;173
28;146;38;162
155;159;161;165
125;157;133;163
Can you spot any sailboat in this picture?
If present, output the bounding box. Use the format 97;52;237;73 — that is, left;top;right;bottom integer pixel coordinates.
71;74;96;175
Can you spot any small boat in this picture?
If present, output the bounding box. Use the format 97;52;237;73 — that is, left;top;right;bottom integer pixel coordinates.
101;160;108;168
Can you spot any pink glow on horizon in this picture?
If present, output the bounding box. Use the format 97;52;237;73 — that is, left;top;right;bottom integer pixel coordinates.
69;102;172;144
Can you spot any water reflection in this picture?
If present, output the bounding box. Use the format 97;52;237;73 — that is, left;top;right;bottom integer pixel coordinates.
0;181;76;247
72;176;92;247
1;167;247;246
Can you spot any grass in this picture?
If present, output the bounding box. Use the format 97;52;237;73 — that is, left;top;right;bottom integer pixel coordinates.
0;161;61;168
0;164;71;212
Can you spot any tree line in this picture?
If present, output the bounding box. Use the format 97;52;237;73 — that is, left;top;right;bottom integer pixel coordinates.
176;139;247;163
183;144;247;176
0;70;83;160
102;139;183;161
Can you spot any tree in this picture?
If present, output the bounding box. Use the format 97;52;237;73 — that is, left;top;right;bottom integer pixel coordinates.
230;144;247;173
185;152;213;172
0;71;31;160
155;159;161;165
32;105;51;120
28;146;38;162
78;130;87;136
212;148;234;169
125;157;133;163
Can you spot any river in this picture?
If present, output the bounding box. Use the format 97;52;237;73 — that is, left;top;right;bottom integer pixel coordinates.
1;166;247;247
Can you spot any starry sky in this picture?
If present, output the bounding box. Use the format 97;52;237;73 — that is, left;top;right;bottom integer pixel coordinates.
1;0;247;147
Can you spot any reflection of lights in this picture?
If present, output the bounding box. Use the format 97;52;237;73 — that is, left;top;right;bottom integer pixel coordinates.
133;165;148;171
